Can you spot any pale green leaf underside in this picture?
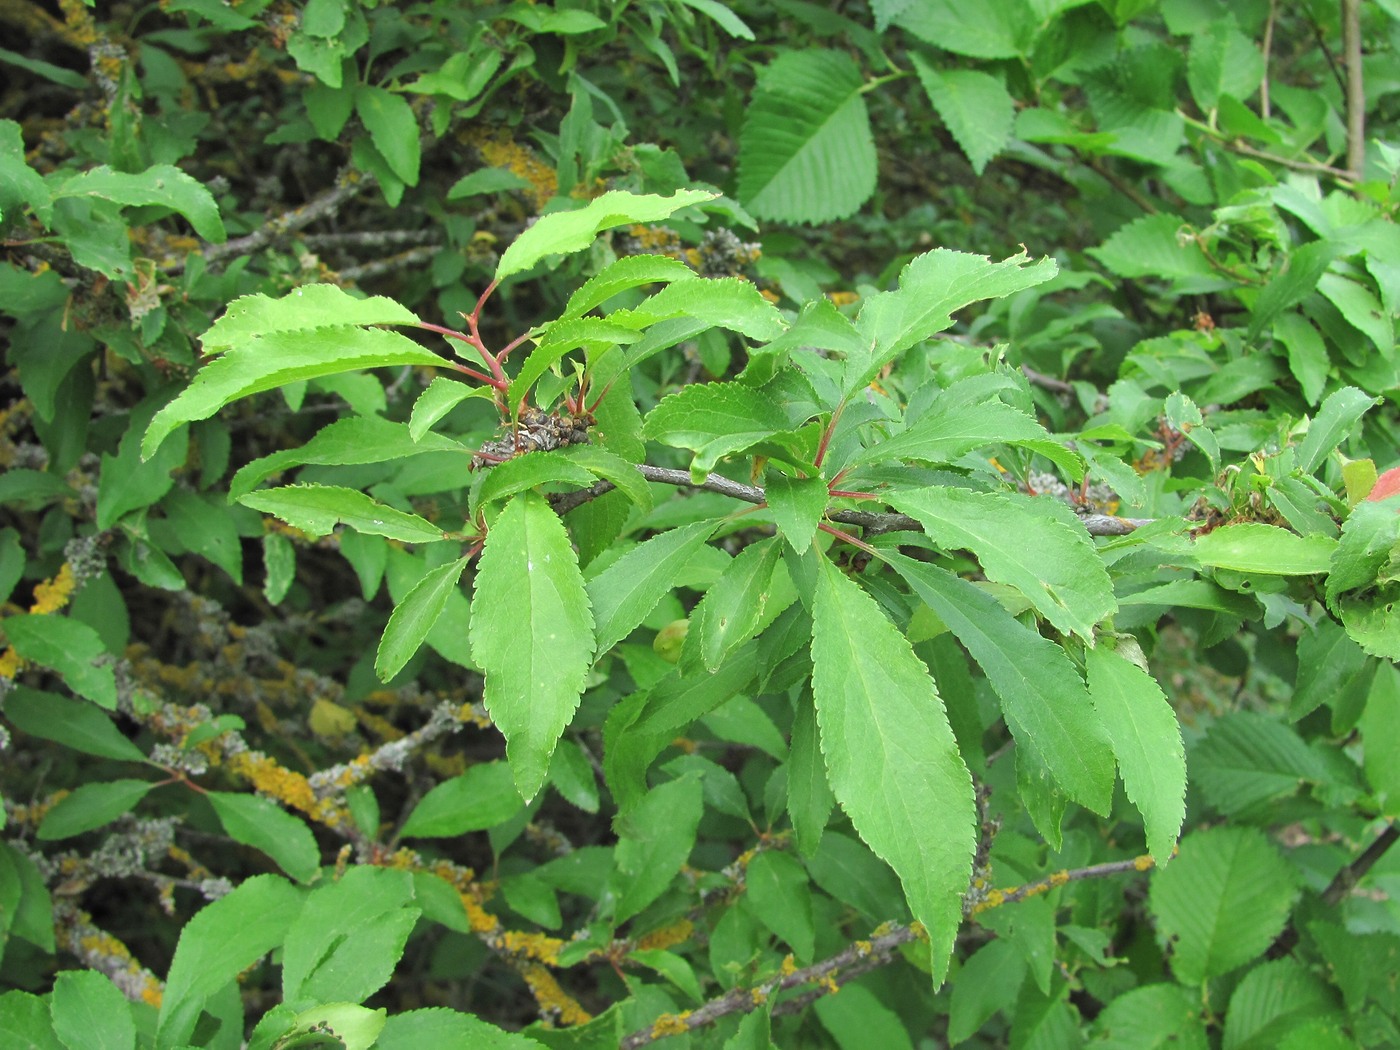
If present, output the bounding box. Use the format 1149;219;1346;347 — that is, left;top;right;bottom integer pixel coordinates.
890;486;1116;640
1192;523;1337;575
142;327;445;458
469;492;595;800
738;49;876;225
811;556;975;984
495;189;716;280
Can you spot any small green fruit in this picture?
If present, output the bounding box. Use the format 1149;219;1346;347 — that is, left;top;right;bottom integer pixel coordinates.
653;619;689;663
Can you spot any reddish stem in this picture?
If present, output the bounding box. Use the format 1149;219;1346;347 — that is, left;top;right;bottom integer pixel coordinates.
814;398;848;471
827;490;878;501
817;521;879;556
414;321;506;385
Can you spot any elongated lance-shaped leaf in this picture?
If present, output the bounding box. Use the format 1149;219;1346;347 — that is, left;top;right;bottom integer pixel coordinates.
495;189;716;280
850;249;1056;395
586;518;720;656
470;492;594;800
201;285;420;351
889;555;1116;815
889;486;1115;642
376;557;471;681
1084;644;1186;863
239;484;447;544
561;253;698;319
811;556;975;985
142;327;446;458
680;537;789;674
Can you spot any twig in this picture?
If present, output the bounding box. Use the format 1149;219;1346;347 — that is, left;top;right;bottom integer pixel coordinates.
1260;0;1277;119
301;230;439;250
547;464;1153;537
1021;364;1074;394
1269;821;1398;957
619;853;1159;1048
175;165;368;273
1224;139;1354;180
1342;0;1365;179
337;245;439;283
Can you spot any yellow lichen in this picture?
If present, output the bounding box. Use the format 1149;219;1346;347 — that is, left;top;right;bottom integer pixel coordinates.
635;918;694;952
30;563;77;614
648;1011;693;1038
521;963;592;1025
501;930;566;965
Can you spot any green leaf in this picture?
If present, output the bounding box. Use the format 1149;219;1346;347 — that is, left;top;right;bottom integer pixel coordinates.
1084;645;1186;863
643;383;789;478
1089;984;1208;1049
408;48;503;102
561;254;698;320
410;378;495;441
51;971;135;1050
612;775;703;924
0;990;63;1050
1192;523;1336;575
913;60;1014;175
470;493;594;800
745;851;815;961
889;556;1116;815
680;538;786;675
765;472;828;552
279;1005;387;1050
787;691;834;857
1148;826;1298;985
207;793;321;884
1247;242;1339;344
142;327;445;458
507;318;643;407
813;975;915;1050
855;389;1058;467
1191;711;1329;816
157;490;243;583
377;1007;548;1049
1291;615;1371;721
495;189;716;280
232;416;469;500
37;780;154;840
586;519;719;656
1088;214;1215;280
1295;386;1379;475
1187;19;1265;111
281;866;418;1011
0;120;52;226
202;286;420;352
239;484;446;544
948;939;1027;1045
617;277;788;348
561;445;653;509
851;249;1057;392
1360;665;1400;816
1222;958;1342;1050
474;452;597;511
3;687;146;763
354;86;420;186
376;556;470;681
1273;313;1330;406
55;164;226;243
399;761;525;837
263;532;296;605
811;556;975;984
1318;272;1394;356
889;487;1115;641
895;0;1029;58
4;614;117;709
737;49;876;224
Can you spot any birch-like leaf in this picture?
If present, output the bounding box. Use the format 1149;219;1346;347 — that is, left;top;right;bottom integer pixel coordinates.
890;486;1115;641
811;556;975;984
470;492;594;800
1085;644;1186;863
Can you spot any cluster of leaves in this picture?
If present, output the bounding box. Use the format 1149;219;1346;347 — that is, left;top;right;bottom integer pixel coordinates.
2;0;1400;1047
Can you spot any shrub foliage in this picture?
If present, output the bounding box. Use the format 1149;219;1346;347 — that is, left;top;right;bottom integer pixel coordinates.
2;0;1400;1046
